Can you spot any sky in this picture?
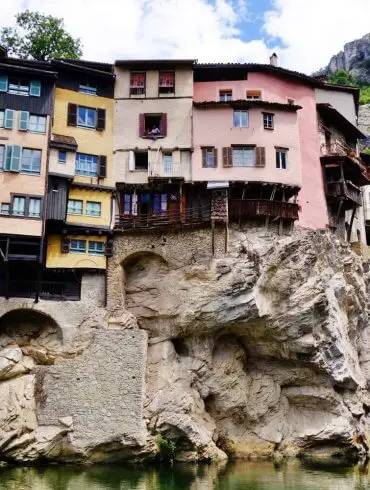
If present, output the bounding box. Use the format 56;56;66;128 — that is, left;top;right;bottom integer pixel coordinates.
1;0;370;74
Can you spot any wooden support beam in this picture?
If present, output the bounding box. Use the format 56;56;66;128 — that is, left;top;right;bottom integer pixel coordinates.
225;221;228;253
347;207;356;242
335;199;343;226
211;220;215;256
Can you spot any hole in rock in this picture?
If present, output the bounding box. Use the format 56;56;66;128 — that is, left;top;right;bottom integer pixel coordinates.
172;338;189;357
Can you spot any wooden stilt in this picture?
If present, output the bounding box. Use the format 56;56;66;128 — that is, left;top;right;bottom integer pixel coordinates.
347;207;356;242
211;220;215;256
225;221;228;253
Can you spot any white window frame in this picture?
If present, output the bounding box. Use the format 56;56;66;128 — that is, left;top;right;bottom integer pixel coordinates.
263;113;274;130
21;148;42;174
12;196;26;216
67;199;83;215
86;201;101;217
233;110;249;128
77;106;96;129
232;147;256;167
0;110;4;128
29;114;46;133
58;150;67;164
219;90;232;102
276;149;288;170
75;153;98;176
28;197;41;217
246;90;261;100
88;241;104;255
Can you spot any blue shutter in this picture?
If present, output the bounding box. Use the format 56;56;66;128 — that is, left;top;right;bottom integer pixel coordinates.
30;80;41;97
0;76;8;92
4;109;14;129
18;111;29;131
4;146;12;171
10;145;22;172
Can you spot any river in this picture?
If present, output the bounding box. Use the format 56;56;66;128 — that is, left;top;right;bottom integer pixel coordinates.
1;461;370;489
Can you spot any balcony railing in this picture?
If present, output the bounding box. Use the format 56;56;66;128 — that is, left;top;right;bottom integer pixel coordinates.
2;280;81;301
229;199;300;221
148;162;185;179
326;180;362;206
115;205;211;232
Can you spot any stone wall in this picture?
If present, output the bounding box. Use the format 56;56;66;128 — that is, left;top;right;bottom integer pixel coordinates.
36;329;148;452
107;228;228;312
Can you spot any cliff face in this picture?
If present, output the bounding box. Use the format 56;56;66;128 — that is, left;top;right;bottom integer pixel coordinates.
325;33;370;83
0;228;370;465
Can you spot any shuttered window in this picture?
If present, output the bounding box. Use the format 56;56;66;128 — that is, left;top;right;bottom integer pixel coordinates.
0;145;4;170
256;147;266;167
98;155;107;177
232;147;255;167
29;115;46;133
88;241;104;255
96;109;106;130
77;106;96;128
222;147;233;167
21;149;41;174
4;109;15;129
18;111;29;131
29;81;41;97
0;75;8;92
8;79;29;96
5;145;22;172
202;148;217;168
0;111;4;128
75;153;98;176
67;103;78;126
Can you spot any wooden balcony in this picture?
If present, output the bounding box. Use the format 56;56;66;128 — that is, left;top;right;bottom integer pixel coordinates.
114;205;211;232
229;199;300;221
326;180;362;206
0;280;81;301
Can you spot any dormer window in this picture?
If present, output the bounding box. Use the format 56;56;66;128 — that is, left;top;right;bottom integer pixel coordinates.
246;90;261;100
219;90;232;102
159;71;174;94
79;83;97;95
130;72;146;95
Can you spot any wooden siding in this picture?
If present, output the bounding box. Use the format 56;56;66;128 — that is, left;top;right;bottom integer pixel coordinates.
56;70;114;98
46;177;68;221
0;80;55;115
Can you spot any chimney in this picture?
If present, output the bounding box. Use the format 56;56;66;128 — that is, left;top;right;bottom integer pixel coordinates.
269;53;278;67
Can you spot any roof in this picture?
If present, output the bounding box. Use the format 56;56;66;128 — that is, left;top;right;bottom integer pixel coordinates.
317;103;365;139
0;57;57;78
54;58;113;73
193;99;302;111
51;59;115;79
115;59;196;69
50;134;78;150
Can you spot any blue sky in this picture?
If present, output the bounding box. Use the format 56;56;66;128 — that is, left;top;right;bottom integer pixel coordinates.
2;0;370;73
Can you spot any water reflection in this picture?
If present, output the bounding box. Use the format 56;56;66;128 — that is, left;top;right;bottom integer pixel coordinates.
1;460;370;490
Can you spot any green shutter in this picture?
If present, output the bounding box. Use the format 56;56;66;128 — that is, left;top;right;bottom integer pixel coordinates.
0;75;8;92
4;146;12;171
30;80;41;97
4;109;14;129
18;111;29;131
10;145;22;172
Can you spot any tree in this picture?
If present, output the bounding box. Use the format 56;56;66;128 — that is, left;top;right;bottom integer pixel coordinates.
327;69;357;87
0;11;82;61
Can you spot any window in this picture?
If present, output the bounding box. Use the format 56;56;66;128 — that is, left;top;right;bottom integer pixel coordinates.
130;72;145;95
0;203;9;215
123;194;132;214
8;79;29;96
58;151;67;164
233;110;248;128
86;201;101;216
0;110;3;128
77;106;96;128
75;153;98;176
142;113;166;137
219;90;232;102
28;198;41;217
70;240;86;254
134;152;148;171
232;147;255;167
88;241;104;255
67;199;83;215
79;83;97;95
263;113;274;130
276;149;288;170
202;148;217;168
163;153;173;176
12;196;25;216
159;71;175;94
0;145;4;169
246;90;261;100
29;115;46;133
21;149;41;174
153;193;168;212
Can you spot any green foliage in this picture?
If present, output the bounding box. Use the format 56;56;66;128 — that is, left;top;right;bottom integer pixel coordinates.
362;148;370;155
327;70;370;105
0;11;82;61
156;434;177;461
328;69;357;87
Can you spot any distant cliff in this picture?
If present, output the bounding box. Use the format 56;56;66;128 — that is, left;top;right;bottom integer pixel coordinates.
323;33;370;83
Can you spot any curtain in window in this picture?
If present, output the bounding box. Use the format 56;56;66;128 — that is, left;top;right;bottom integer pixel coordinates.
29;198;41;217
13;196;25;215
131;73;145;87
159;72;174;87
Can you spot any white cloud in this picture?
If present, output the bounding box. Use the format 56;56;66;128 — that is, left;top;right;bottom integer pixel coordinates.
264;0;370;73
1;0;369;74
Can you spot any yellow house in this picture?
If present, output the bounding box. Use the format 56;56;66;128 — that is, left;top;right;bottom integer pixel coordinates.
45;60;115;270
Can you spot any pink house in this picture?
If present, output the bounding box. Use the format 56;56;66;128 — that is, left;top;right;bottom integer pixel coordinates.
193;64;330;229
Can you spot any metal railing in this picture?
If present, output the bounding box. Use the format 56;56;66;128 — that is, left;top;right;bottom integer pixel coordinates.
148;162;185;179
229;199;300;221
115;205;211;232
3;280;81;301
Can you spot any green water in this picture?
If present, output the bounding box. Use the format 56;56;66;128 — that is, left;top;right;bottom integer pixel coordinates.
0;461;369;490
